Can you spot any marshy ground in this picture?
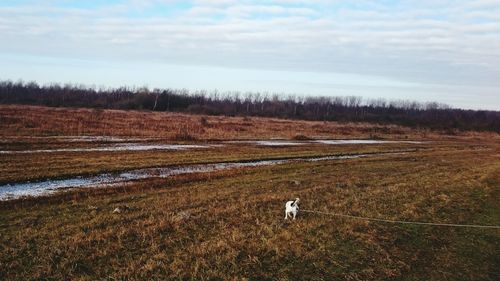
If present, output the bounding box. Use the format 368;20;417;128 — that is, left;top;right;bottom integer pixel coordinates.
0;105;499;280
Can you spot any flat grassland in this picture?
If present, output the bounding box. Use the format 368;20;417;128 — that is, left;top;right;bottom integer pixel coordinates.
0;105;499;280
1;104;487;139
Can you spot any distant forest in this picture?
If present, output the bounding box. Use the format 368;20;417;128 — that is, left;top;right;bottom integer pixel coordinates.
1;80;499;132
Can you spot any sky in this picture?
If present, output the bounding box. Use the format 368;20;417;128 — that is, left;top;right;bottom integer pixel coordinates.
0;0;499;110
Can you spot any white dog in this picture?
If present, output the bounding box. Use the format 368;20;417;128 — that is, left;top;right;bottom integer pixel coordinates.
284;198;300;220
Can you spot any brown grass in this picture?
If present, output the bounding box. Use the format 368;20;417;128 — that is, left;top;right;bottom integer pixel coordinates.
0;140;429;184
0;105;499;280
3;104;495;140
0;145;499;280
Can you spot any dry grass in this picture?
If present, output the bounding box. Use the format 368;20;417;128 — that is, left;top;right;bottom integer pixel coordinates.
2;104;491;140
0;141;427;184
0;140;499;280
0;105;499;280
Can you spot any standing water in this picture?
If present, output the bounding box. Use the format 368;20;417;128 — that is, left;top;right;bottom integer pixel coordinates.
0;153;398;200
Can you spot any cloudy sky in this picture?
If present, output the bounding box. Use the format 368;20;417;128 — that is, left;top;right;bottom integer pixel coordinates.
1;0;499;110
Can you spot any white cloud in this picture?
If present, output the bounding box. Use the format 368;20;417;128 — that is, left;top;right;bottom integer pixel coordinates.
0;0;499;108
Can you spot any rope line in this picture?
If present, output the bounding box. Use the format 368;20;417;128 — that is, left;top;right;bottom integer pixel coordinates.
301;209;500;229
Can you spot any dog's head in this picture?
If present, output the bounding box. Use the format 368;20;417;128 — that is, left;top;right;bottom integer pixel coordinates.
294;197;300;205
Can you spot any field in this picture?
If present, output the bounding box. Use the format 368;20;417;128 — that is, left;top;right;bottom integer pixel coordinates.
0;105;499;280
0;104;481;139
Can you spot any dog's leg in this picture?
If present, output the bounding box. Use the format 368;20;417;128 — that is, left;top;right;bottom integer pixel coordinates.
284;211;288;220
292;211;296;220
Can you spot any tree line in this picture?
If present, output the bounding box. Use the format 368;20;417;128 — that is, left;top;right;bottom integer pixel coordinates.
0;80;498;132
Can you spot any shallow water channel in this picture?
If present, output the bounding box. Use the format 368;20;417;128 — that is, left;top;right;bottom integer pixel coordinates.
0;139;423;154
0;152;404;201
0;144;213;154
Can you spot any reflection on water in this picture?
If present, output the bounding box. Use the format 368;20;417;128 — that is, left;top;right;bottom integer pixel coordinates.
0;153;388;200
0;144;212;154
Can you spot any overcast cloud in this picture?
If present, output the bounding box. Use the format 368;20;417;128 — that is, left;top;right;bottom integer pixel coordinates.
0;0;499;110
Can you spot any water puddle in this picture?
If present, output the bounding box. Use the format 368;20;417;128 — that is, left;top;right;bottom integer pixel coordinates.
0;136;154;142
227;140;304;146
313;140;422;145
0;139;423;154
0;152;400;200
227;139;422;146
47;136;135;142
0;143;214;154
